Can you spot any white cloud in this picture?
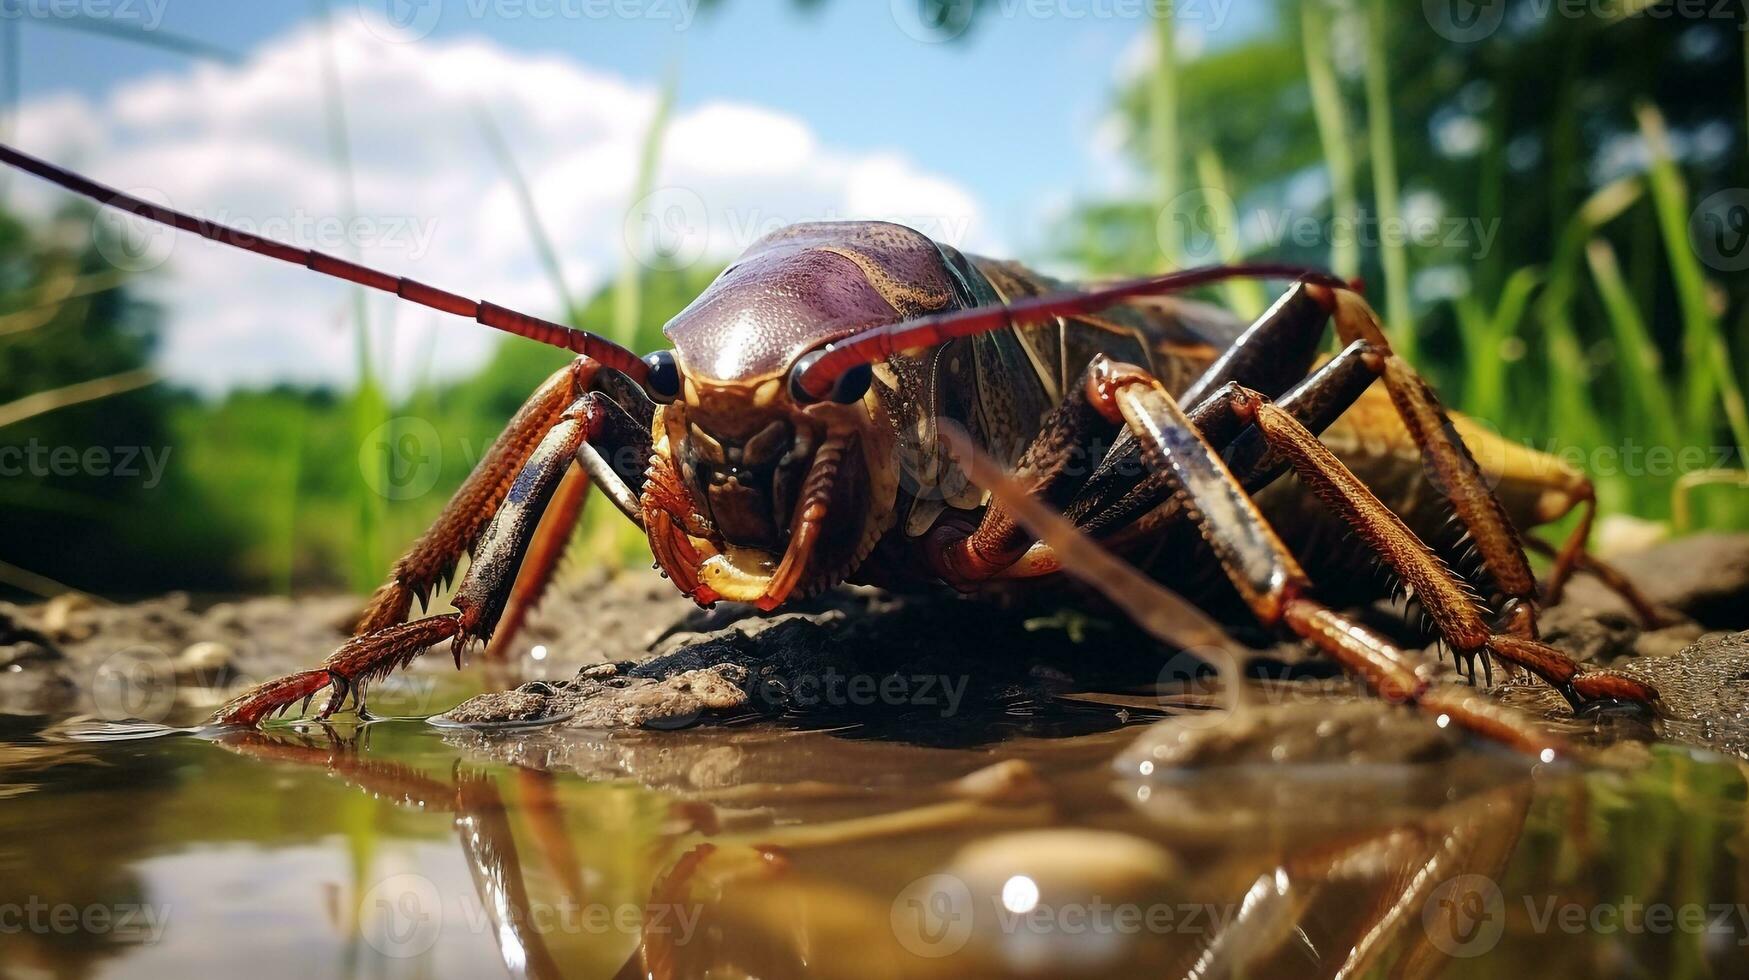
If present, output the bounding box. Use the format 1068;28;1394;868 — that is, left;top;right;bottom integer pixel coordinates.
10;13;993;393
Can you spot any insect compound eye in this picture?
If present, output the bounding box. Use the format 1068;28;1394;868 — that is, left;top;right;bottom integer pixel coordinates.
643;349;682;403
788;349;873;406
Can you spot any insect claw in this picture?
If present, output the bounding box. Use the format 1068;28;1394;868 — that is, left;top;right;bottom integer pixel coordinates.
320;671;351;719
300;693;316;717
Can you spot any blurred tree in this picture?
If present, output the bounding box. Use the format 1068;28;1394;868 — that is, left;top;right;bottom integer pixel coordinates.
0;204;242;596
1073;1;1748;363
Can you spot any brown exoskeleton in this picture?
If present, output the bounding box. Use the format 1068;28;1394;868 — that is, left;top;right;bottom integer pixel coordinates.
1;144;1662;755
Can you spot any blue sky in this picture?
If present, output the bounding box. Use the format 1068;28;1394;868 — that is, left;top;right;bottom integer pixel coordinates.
8;0;1266;389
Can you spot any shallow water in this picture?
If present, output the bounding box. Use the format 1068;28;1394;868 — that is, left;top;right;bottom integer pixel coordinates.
2;678;1747;980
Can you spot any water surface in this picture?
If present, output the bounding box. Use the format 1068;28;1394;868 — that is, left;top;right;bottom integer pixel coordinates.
2;680;1746;979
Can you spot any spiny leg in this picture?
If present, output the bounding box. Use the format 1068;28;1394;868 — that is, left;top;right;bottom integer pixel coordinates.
449;398;604;654
214;396;631;726
482;393;655;659
946;375;1560;755
1093;371;1585;752
962;343;1379;582
1219;382;1657;710
356;357;597;633
1302;285;1545;635
1288;284;1660;629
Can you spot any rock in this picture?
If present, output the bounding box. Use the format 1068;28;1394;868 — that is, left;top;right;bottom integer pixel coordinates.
1537;603;1640;664
1117;698;1462;772
1632;622;1710;659
173;641;236;686
1563;532;1749;629
439;663;753;729
37;593;97;641
440;690;552;725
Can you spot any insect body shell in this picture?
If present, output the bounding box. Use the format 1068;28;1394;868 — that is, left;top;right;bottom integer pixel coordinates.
654;221;1243;599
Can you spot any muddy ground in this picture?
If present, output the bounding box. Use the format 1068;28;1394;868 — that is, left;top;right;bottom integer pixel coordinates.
4;533;1749;759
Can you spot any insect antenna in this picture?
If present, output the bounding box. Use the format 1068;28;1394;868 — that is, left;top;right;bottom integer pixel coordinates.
793;262;1350;401
0;143;649;384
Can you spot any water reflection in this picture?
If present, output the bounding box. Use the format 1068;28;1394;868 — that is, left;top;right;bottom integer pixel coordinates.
2;702;1746;978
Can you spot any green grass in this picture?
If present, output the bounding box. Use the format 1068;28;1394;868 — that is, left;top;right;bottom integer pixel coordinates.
1361;0;1413;363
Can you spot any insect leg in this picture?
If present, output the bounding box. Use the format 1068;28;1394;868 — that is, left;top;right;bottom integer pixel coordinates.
1309;285;1663;631
477;465;588;661
484;395;653;659
1051;343;1379;546
980;346;1377;581
355;357;599;634
948;374;1563;755
992;282;1335;552
1180;281;1333;406
1215;382;1657;711
212;395;636;726
928;360;1121;584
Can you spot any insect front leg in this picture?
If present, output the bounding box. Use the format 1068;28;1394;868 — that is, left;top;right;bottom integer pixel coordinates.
355;357;599;634
212;389;646;726
482;394;651;660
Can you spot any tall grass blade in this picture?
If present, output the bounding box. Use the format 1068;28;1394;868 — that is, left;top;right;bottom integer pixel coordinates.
314;0;387;590
475;106;581;322
1584;238;1683;456
0;15;15;202
1534;178;1643;463
1637;102;1749;462
1362;0;1413;360
1192;147;1264;319
1300;0;1359;281
0;368;157;429
1149;6;1181;270
1459;266;1539;421
615;68;676;348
